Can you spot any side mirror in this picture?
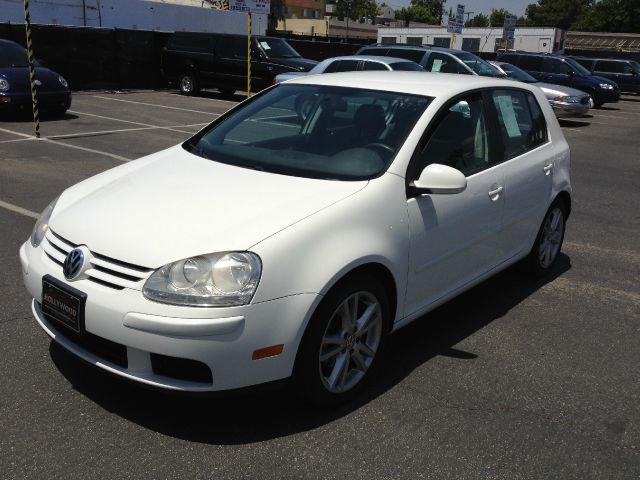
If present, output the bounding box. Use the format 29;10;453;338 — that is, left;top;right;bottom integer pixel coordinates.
410;164;467;196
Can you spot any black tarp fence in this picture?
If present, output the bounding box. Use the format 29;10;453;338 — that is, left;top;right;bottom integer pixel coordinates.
0;23;369;90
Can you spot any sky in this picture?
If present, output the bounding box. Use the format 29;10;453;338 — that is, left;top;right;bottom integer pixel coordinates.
384;0;532;18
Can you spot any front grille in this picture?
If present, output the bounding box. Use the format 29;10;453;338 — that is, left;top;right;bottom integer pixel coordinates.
42;230;153;290
40;304;128;367
150;353;213;384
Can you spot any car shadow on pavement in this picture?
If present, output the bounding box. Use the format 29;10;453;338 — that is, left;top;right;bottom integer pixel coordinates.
50;254;571;445
558;119;590;128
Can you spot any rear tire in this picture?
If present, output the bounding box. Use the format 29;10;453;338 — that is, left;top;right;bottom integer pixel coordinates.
525;199;568;277
178;73;199;95
293;274;391;407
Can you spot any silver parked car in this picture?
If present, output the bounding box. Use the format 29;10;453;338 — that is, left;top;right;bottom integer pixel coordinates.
274;55;424;84
491;61;592;118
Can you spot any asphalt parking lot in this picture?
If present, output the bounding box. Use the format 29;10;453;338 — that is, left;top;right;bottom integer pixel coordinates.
1;89;638;479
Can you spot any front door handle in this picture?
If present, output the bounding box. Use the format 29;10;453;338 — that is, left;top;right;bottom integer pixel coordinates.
543;163;554;175
488;186;504;200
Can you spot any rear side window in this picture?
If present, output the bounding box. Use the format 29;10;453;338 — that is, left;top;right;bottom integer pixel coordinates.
333;60;360;72
386;49;426;63
518;55;543;71
491;89;548;160
594;60;625;73
358;48;388;56
392;62;425;71
362;61;389;71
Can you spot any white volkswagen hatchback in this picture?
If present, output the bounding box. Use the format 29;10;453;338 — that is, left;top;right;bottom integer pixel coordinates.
20;73;571;405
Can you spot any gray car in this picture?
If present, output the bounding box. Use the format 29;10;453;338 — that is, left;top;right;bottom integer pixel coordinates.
491;61;592;118
274;55;424;84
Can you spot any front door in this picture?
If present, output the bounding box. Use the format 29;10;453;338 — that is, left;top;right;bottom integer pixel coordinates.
404;91;506;317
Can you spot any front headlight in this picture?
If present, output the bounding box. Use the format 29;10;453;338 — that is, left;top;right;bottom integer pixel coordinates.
554;95;580;103
143;252;262;307
599;83;614;90
0;78;9;92
58;75;68;88
30;197;58;247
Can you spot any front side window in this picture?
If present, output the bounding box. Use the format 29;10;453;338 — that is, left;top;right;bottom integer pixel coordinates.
413;92;494;178
491;89;547;160
544;58;572;75
425;53;469;74
185;84;432;180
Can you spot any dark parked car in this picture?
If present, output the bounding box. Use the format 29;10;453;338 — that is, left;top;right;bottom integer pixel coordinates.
0;39;71;116
497;52;619;107
355;44;501;77
161;32;318;96
571;57;640;94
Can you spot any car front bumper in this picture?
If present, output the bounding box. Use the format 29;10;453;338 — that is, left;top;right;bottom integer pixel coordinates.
593;88;620;105
0;91;71;111
20;241;319;392
550;100;590;118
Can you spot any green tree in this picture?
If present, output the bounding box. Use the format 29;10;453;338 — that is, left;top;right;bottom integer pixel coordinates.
465;13;489;28
268;0;286;32
396;5;438;25
572;0;640;33
409;0;445;23
336;0;379;21
489;8;514;27
525;0;594;30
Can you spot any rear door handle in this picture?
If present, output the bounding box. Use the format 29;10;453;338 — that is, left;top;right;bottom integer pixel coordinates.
488;186;504;199
543;163;554;175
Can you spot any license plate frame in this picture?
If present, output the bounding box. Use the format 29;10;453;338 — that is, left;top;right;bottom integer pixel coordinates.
41;275;86;335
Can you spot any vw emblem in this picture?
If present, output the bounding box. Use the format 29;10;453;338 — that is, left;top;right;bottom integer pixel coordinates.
63;248;85;280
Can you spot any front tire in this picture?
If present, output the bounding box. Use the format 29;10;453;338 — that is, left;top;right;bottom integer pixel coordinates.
294;274;390;407
526;199;568;276
178;73;199;95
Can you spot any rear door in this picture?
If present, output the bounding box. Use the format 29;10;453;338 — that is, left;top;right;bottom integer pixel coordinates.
490;88;553;257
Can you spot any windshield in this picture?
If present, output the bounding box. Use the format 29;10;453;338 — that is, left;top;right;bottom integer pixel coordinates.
392;62;425;71
0;42;38;68
495;62;537;83
565;58;592;76
258;38;301;58
452;51;500;77
185;84;432;181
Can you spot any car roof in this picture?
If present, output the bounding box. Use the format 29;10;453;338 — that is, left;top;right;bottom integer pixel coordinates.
320;55;418;64
285;71;531;98
0;39;21;47
361;44;460;54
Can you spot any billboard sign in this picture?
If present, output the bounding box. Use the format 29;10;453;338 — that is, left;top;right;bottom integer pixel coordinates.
229;0;270;14
502;14;517;40
447;4;465;34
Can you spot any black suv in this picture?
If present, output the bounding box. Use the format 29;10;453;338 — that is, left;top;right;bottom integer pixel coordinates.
498;52;620;107
161;32;317;95
356;44;500;77
572;57;640;94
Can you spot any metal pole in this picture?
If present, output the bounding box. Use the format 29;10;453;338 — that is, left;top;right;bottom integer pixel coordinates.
82;0;87;26
247;12;251;98
23;0;40;138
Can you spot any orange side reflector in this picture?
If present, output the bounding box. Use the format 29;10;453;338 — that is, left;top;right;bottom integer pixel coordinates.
252;344;284;360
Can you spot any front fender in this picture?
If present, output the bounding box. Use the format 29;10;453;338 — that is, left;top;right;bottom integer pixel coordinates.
250;173;410;324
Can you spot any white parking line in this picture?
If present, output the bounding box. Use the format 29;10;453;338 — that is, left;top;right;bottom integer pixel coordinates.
44;138;131;162
92;95;221;115
0;199;39;219
0;126;33;139
68;110;210;134
47;123;208;140
0;137;34;144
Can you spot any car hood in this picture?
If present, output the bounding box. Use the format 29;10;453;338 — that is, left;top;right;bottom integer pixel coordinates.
268;57;318;72
535;82;588;99
50;145;367;268
0;66;68;93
